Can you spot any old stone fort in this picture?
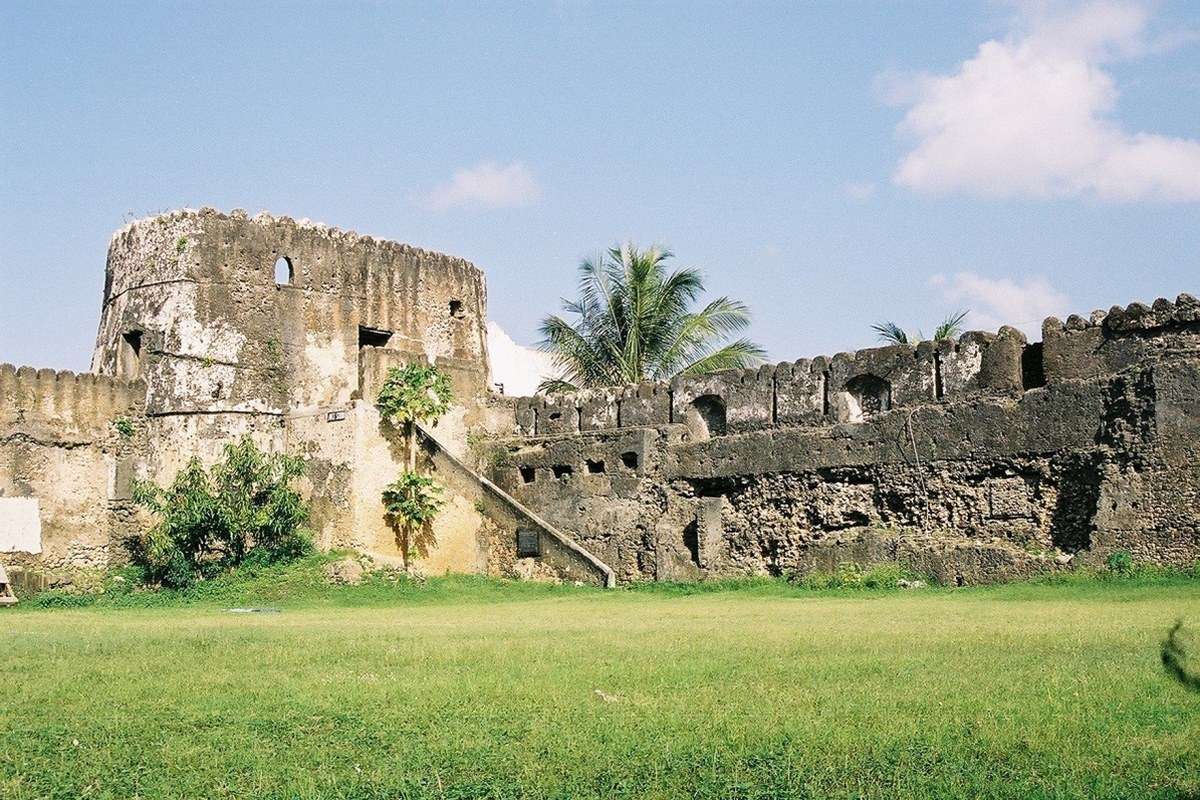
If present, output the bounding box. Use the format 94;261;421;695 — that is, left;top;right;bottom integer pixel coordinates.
3;207;1198;588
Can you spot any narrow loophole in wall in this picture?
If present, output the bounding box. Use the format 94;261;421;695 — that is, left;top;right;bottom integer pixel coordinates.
552;464;573;480
586;459;606;474
620;451;639;470
519;465;536;484
274;256;294;285
933;351;945;401
449;299;465;319
821;370;831;416
1021;343;1046;390
682;519;701;567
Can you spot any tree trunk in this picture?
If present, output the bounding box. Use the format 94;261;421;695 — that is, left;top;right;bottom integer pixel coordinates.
407;420;416;472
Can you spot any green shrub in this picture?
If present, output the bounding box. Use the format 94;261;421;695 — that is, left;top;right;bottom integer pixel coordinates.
130;436;312;588
791;561;918;590
862;563;906;589
1105;550;1134;576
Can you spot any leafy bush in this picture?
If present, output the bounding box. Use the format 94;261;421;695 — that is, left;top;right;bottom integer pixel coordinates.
383;471;444;527
862;563;907;589
1105;550;1134;576
791;562;918;590
376;363;452;426
130;436;312;587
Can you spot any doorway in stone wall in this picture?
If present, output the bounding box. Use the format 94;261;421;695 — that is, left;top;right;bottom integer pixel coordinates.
357;325;392;397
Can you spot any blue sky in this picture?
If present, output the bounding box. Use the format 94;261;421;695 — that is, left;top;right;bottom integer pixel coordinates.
2;1;1198;383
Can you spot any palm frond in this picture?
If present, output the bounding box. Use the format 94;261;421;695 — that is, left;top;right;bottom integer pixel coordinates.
933;309;970;341
872;321;910;345
536;377;580;394
678;338;767;377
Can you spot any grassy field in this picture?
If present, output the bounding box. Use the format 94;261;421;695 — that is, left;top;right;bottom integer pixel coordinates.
3;564;1199;799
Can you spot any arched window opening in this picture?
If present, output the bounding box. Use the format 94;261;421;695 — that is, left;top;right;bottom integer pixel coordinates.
274;256;294;286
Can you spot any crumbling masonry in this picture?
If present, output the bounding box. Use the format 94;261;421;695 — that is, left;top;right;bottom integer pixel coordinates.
2;208;1198;588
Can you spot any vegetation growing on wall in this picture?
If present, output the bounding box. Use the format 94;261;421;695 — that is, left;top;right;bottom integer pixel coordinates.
872;310;969;345
376;363;453;567
538;244;765;392
112;416;135;439
130;436;311;587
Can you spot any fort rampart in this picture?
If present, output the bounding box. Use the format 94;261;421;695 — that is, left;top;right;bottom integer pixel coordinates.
2;207;1197;587
491;295;1200;584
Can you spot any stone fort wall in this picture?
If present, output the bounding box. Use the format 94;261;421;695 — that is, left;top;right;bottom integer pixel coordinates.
0;364;145;575
2;204;1197;587
0;209;610;586
490;295;1200;584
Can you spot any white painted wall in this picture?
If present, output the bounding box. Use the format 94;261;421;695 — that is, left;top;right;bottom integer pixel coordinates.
0;498;42;554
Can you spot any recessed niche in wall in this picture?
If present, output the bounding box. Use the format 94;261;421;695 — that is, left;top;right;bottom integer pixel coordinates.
119;330;143;380
686;394;727;440
449;299;465;319
586;459;606;474
519;465;536;484
845;374;892;419
274;256;294;285
620;451;639;470
552;464;573;480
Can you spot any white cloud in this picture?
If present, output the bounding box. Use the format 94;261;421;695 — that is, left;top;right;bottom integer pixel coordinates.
886;1;1200;202
425;161;541;211
930;271;1070;339
486;321;557;396
844;181;877;200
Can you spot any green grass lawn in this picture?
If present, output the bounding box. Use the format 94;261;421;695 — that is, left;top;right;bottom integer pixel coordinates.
3;566;1199;799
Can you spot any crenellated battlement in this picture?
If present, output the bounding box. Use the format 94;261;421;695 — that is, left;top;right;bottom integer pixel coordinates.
510;296;1200;440
0;362;144;435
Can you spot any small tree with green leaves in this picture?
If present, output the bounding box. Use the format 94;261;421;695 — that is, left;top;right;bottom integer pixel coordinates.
130;436;311;587
375;363;453;567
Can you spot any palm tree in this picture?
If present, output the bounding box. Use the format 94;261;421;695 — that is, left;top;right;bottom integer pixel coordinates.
538;244;765;393
872;310;969;345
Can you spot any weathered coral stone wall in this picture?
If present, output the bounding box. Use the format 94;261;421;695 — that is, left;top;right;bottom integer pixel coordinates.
0;365;144;572
494;296;1200;583
3;205;1197;588
1;208;610;586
